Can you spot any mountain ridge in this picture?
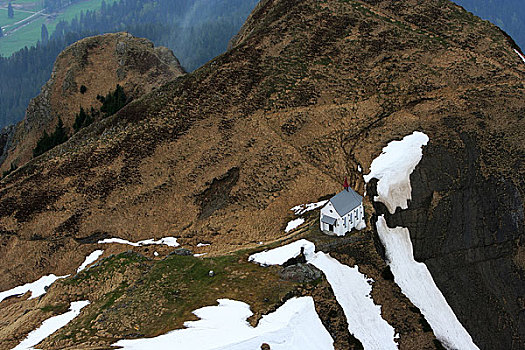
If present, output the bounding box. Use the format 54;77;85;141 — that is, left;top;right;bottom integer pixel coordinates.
0;0;524;348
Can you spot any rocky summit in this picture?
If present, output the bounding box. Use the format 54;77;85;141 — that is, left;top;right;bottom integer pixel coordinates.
0;0;524;349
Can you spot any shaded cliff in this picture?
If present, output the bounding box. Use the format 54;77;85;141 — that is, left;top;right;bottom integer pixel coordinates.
377;133;524;349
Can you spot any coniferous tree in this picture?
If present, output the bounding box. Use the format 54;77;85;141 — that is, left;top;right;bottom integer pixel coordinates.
73;106;94;132
7;2;14;19
41;24;49;44
33;117;69;157
0;27;3;38
99;84;127;117
53;116;68;144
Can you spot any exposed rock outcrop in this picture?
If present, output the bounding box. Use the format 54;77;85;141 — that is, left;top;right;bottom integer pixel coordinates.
376;134;525;349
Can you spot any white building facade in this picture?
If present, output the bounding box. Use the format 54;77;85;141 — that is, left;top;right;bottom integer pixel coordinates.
320;188;365;236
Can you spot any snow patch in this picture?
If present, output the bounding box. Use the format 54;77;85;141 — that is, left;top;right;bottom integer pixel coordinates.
0;275;68;303
248;239;315;266
98;237;179;247
194;253;207;257
113;297;334;350
197;243;211;247
375;217;478;350
77;250;104;273
249;239;397;349
514;49;525;64
363;131;428;213
12;300;89;350
285;218;305;232
291;200;328;215
309;252;398;350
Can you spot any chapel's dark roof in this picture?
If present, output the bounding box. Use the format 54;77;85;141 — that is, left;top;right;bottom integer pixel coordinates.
330;188;363;216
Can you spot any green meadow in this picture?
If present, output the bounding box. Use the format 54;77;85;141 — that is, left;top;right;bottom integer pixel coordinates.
0;0;117;57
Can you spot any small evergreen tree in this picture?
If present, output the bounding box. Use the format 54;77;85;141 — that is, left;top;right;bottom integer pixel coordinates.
53;116;68;144
0;27;4;38
99;84;127;117
73;106;95;132
33;131;52;157
7;2;14;19
41;24;49;44
73;107;87;132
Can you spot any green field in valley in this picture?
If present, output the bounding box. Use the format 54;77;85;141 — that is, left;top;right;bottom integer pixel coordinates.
0;0;116;57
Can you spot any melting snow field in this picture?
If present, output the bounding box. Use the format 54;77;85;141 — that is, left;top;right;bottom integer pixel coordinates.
0;275;68;303
77;250;104;273
114;297;334;350
284;218;305;232
376;217;478;350
308;252;398;350
365;131;479;350
98;237;179;247
248;239;315;266
249;240;398;350
12;300;89;350
291;200;328;215
363;131;429;214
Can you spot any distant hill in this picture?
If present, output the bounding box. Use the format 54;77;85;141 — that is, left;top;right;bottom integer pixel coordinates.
454;0;525;50
0;0;258;129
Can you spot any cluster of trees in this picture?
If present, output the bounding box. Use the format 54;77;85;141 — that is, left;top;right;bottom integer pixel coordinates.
0;0;257;129
33;117;69;157
98;84;127;117
36;84;129;156
72;84;128;132
72;106;94;132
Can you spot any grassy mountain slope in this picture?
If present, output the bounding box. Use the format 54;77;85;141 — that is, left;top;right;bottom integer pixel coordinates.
0;0;524;348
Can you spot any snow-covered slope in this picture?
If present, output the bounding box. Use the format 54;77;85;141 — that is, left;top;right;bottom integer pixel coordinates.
365;131;479;350
98;237;179;247
308;252;398;350
250;240;398;350
12;300;89;350
76;250;104;273
363;132;429;214
375;217;478;350
0;275;68;303
249;239;315;266
113;297;334;350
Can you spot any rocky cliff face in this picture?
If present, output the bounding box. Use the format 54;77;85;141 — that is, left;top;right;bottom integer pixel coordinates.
0;32;185;174
0;0;524;348
377;133;525;349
